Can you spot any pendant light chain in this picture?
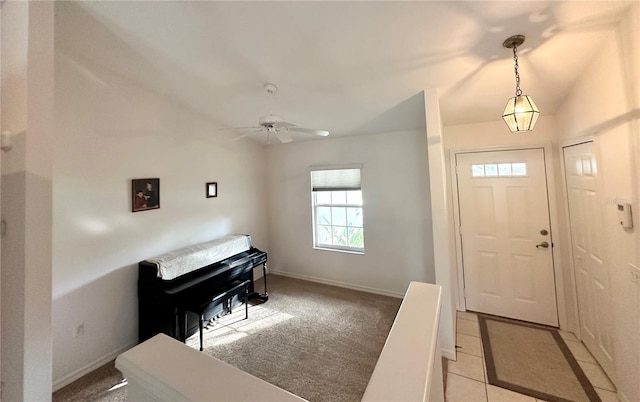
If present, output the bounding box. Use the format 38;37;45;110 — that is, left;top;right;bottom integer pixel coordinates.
513;45;522;97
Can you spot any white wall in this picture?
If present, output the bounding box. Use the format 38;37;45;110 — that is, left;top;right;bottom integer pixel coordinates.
266;129;434;297
444;118;557;150
555;5;639;401
1;1;55;400
52;5;268;388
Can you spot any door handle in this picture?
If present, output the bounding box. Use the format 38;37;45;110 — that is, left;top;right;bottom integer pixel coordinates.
536;241;550;249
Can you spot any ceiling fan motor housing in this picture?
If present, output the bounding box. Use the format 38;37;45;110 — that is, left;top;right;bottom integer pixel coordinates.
259;114;282;126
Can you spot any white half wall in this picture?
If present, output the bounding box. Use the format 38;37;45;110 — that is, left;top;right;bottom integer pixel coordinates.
265;129;434;297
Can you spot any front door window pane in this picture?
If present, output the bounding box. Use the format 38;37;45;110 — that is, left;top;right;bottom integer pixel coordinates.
485;164;498;176
498;163;512;176
512;163;527;176
472;164;485;177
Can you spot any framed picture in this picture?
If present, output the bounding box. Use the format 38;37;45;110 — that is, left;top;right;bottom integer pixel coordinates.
132;178;160;212
206;182;218;198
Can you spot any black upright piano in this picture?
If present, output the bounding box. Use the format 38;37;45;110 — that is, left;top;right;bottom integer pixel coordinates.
137;235;267;343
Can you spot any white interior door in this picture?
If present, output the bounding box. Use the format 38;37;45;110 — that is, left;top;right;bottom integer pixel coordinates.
563;141;614;378
456;148;558;327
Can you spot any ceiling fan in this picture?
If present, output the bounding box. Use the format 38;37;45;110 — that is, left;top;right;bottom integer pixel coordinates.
221;83;330;144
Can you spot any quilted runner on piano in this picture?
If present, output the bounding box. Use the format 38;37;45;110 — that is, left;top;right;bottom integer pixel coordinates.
146;234;251;280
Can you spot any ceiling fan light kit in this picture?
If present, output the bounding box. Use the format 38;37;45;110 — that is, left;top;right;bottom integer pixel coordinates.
501;35;540;133
222;83;330;144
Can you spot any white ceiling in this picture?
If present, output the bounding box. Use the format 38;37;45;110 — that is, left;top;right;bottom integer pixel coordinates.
57;1;633;144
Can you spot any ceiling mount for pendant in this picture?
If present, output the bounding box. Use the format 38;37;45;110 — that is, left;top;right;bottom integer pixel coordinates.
502;35;525;50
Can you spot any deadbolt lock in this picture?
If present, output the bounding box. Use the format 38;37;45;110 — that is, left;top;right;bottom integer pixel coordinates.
540;229;549;236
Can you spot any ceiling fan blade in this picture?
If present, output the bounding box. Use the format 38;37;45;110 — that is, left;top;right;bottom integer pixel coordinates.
230;132;254;142
287;127;330;137
275;121;298;128
276;132;293;144
230;129;264;141
217;126;261;131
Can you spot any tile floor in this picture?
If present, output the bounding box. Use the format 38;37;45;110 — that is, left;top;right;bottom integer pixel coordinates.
445;311;619;402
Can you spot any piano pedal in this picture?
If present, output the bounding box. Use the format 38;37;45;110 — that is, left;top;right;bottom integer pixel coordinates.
204;317;217;330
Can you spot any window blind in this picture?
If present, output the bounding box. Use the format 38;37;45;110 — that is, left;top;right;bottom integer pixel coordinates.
310;168;361;191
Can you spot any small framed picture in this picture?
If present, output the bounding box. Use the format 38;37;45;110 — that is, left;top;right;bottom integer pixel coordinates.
206;182;218;198
132;178;160;212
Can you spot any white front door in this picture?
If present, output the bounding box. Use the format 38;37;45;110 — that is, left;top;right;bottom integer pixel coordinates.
456;148;558;327
563;141;615;378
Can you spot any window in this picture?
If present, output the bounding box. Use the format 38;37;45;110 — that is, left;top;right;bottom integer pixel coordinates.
311;168;364;253
471;162;527;177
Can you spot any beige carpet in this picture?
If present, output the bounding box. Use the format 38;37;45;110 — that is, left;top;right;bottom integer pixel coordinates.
479;314;601;402
53;274;401;402
52;360;126;402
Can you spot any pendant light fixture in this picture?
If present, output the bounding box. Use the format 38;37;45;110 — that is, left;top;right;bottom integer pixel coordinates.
502;35;539;133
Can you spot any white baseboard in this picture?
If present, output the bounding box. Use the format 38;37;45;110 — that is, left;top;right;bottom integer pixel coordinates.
52;340;137;392
269;270;405;299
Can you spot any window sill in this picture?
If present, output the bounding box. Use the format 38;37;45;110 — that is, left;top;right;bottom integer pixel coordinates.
313;246;365;255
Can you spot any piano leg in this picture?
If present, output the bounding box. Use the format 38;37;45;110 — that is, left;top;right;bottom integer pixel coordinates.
199;314;204;351
245;283;249;319
175;307;182;341
183;310;188;343
249;262;269;302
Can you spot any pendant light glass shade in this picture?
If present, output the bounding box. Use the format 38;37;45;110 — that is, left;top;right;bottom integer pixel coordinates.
502;94;540;133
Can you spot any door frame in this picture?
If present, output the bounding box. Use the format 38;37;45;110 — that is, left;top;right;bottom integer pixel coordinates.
558;135;596;342
449;144;569;330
